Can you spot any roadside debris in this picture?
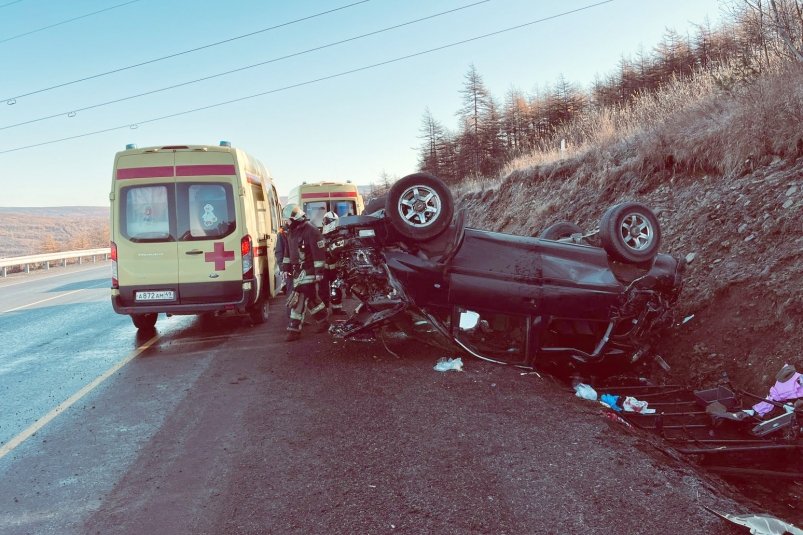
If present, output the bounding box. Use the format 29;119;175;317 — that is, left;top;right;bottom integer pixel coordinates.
622;396;656;414
574;383;597;400
600;393;621;410
705;508;803;535
654;355;672;371
573;383;655;413
602;411;632;427
704;401;754;421
752;364;803;417
434;357;463;372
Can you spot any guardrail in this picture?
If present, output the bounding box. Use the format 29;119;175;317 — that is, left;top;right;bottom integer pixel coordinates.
0;248;111;277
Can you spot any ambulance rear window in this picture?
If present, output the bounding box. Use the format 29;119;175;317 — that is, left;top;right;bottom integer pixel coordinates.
332;200;356;217
179;183;236;240
122;185;172;241
303;200;356;227
304;201;327;228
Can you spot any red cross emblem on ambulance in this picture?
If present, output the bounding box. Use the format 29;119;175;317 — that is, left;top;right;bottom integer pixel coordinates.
205;242;235;271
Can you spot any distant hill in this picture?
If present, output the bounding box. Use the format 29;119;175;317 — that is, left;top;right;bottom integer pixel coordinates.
0;207;109;259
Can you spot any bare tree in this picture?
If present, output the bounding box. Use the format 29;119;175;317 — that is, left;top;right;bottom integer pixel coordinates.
769;0;803;61
457;64;494;178
738;0;803;62
546;74;586;127
418;107;447;178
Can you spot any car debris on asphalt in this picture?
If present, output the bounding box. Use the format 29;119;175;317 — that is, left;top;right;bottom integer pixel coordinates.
705;507;803;535
433;357;463;372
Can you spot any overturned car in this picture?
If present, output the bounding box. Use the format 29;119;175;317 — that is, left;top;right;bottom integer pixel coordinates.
324;173;684;368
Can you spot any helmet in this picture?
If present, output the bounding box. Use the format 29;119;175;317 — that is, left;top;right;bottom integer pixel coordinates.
282;204;306;224
322;211;339;227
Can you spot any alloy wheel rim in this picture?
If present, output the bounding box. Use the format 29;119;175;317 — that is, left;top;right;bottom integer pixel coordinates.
619;213;654;251
397;185;441;227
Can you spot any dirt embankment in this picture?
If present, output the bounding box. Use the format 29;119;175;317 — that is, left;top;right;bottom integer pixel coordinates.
457;156;803;394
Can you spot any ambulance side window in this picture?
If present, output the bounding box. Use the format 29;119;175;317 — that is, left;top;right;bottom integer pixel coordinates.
121;185;173;242
253;185;268;239
177;183;236;240
267;186;279;232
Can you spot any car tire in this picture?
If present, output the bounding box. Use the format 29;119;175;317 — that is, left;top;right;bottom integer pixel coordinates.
131;313;157;330
600;202;661;263
248;296;270;325
540;221;583;241
386;173;454;241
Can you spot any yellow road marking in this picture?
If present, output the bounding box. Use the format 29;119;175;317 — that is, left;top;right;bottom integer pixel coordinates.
0;333;160;461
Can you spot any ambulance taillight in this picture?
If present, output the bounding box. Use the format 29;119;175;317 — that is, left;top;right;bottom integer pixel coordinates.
241;235;254;280
110;241;118;288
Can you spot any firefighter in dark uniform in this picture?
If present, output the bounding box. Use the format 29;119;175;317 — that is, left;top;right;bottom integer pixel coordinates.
321;211;345;316
275;220;294;319
281;204;328;341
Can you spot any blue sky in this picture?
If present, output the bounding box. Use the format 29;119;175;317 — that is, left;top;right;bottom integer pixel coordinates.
0;0;726;206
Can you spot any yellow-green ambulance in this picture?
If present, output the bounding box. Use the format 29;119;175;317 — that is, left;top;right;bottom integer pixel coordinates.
109;142;282;330
286;180;365;228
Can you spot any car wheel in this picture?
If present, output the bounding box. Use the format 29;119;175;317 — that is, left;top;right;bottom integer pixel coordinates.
131;313;157;330
386;173;454;241
540;221;583;241
600;202;661;263
363;195;386;215
248;297;270;325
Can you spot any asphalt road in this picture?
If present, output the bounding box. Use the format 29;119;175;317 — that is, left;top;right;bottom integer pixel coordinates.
0;265;749;534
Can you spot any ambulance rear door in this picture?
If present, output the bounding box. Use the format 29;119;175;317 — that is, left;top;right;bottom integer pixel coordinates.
114;151;179;306
174;150;243;305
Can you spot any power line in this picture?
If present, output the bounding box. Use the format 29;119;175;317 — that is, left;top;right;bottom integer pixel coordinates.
0;0;141;45
0;0;615;155
1;0;370;104
0;0;491;131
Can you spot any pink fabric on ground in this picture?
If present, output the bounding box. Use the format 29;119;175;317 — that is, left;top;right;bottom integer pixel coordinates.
752;372;803;416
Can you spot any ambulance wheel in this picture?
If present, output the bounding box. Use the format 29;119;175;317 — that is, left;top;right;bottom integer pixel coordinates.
248;298;270;325
131;313;157;330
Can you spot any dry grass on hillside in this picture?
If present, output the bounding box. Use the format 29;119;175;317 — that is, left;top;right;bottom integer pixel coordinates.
497;60;803;190
0;207;109;258
455;61;803;393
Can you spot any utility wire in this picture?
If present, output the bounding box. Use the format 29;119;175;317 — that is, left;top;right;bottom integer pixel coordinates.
1;0;370;104
0;0;615;155
0;0;25;9
0;0;140;45
0;0;490;131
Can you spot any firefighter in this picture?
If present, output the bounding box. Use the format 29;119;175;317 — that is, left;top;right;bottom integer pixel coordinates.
281;204;328;341
275;220;295;322
321;211;346;316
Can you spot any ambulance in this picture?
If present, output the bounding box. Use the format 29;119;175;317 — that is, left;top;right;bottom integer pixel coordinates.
109;142;282;330
286;180;365;228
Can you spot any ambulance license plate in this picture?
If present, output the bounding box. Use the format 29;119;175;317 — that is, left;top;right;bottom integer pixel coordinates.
135;290;175;301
